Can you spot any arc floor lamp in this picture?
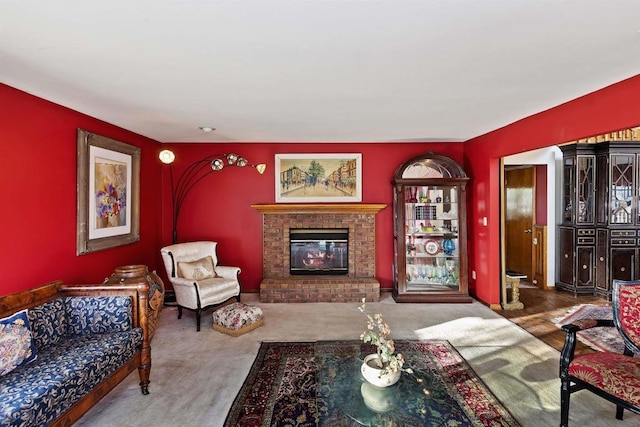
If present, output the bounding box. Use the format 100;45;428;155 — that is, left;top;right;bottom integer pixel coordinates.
159;149;267;244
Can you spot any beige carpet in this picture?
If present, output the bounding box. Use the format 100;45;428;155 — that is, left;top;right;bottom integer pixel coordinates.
76;293;640;427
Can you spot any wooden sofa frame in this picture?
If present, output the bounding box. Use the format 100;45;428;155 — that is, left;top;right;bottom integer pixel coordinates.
0;280;151;427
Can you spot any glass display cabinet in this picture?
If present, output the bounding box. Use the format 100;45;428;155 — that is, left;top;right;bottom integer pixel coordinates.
558;144;596;296
392;152;471;303
558;141;640;299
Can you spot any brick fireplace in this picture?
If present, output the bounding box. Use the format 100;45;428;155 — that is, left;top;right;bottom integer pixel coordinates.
251;204;386;302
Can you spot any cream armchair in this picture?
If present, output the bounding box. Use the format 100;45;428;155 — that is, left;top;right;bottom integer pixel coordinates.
160;241;241;331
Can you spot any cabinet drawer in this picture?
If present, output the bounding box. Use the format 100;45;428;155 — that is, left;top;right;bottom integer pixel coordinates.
611;230;637;238
577;229;595;236
611;238;636;246
577;237;595;244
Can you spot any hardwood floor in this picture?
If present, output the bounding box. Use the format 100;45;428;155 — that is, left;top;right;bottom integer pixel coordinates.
496;284;610;355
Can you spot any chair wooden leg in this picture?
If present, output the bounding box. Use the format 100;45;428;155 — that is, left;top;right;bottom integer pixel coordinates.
560;380;570;427
196;308;202;332
177;306;183;319
616;405;624;420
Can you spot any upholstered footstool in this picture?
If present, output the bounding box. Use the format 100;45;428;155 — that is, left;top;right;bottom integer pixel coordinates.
212;302;264;336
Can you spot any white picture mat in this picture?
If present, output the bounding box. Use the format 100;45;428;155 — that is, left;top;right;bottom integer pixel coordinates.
88;145;132;239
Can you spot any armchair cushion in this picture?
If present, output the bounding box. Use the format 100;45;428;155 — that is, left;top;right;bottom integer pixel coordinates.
569;352;640;406
178;256;219;280
196;277;241;306
617;284;640;345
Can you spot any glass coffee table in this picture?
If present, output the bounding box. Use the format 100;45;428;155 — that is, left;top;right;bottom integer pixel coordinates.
314;347;471;426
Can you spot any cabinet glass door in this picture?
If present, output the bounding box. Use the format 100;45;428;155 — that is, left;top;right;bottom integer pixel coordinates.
403;185;460;292
610;154;634;224
576;155;594;224
563;157;575;222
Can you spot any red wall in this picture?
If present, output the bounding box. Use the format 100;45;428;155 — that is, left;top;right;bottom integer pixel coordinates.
159;143;465;292
1;84;164;296
464;74;640;306
1;82;464;297
6;72;640;305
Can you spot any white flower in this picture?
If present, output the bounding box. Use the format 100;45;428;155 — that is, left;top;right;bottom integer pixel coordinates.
358;299;406;375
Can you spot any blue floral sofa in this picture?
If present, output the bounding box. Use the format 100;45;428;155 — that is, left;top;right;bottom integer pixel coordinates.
0;280;151;426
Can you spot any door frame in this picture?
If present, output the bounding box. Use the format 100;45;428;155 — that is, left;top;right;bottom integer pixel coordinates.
500;146;563;291
504;164;536;280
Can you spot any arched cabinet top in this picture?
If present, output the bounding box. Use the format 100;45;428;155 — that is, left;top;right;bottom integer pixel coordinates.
393;152;467;180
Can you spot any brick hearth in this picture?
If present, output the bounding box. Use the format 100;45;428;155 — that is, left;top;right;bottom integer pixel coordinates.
251;204;386;303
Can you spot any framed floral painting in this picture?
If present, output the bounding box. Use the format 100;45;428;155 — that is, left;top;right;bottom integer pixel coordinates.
275;153;362;203
76;129;140;255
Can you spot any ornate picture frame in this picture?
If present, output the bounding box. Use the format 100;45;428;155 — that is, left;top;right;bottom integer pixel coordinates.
275;153;362;203
76;129;140;255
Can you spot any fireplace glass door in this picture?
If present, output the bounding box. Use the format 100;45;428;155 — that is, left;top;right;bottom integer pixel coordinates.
290;229;348;275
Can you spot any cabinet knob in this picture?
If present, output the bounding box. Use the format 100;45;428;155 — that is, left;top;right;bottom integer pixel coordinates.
621;267;626;272
582;265;587;269
564;254;569;259
600;257;605;262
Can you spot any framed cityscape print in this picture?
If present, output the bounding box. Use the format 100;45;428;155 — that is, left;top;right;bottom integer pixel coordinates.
275;153;362;203
76;129;140;255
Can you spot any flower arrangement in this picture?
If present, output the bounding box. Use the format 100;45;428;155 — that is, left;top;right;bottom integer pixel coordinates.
358;298;409;376
96;179;126;224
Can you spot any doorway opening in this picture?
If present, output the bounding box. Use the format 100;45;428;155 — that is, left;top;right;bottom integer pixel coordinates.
500;147;561;307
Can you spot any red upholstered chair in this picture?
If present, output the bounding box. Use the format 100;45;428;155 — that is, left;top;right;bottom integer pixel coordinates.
560;279;640;426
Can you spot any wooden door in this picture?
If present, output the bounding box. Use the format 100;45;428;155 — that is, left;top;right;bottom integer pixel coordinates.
505;167;535;280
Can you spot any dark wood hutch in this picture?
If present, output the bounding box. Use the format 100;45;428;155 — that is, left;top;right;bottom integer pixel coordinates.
558;141;640;299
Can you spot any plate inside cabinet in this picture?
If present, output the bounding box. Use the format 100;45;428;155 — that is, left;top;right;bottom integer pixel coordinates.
424;239;439;255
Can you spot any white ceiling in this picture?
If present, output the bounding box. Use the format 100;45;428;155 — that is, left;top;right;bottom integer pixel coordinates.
1;1;640;143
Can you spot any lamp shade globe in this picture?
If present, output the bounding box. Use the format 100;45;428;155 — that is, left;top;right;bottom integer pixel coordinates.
159;150;176;164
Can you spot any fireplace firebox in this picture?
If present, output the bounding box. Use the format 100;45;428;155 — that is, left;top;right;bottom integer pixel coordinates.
290;229;348;275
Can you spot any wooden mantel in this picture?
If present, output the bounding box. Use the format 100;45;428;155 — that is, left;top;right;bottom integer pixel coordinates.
251;203;387;215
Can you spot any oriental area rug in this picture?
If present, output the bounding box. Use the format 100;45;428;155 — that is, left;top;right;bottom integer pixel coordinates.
552;304;624;353
224;340;520;427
